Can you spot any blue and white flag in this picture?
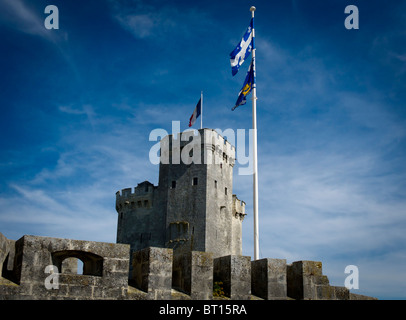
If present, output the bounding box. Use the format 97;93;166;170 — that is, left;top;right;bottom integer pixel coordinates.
232;60;255;111
230;18;253;76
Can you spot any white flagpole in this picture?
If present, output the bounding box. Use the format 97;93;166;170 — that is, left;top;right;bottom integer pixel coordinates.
250;6;260;261
201;91;203;129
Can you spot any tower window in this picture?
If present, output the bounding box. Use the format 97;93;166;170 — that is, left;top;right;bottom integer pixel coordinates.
193;177;198;186
144;200;149;207
225;187;228;195
214;180;217;188
171;181;176;189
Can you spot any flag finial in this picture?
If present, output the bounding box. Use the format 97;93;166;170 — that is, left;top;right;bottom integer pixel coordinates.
250;6;256;12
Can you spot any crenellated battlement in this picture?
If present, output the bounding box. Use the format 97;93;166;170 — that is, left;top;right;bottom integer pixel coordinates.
203;128;235;153
203;129;236;166
0;233;377;300
116;181;156;198
116;181;156;211
160;129;236;166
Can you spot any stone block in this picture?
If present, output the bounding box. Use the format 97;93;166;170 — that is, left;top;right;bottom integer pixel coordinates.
132;247;173;299
251;258;287;299
286;260;355;300
333;286;350;300
214;255;251;300
287;260;326;300
0;233;10;272
173;250;213;300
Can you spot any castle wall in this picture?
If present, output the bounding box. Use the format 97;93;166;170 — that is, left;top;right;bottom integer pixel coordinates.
116;182;166;252
160;159;208;253
0;233;377;300
287;260;351;300
231;195;246;255
0;233;9;274
172;250;213;300
159;129;241;258
213;255;251;299
251;258;287;299
0;235;130;300
132;247;173;300
202;129;241;258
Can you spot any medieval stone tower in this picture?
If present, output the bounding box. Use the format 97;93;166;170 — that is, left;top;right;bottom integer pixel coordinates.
115;128;246;259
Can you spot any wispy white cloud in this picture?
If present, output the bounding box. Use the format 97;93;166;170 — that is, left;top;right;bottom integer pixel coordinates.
109;0;212;40
0;0;47;37
114;13;157;39
0;0;66;44
0;184;117;243
58;104;97;129
0;0;82;82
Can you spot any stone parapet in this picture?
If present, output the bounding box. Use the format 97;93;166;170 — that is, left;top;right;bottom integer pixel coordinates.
132;247;173;300
0;233;377;300
172;250;213;300
214;255;251;300
251;258;287;300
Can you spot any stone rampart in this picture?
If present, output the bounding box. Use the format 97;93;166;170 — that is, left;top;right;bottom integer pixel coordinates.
0;233;377;300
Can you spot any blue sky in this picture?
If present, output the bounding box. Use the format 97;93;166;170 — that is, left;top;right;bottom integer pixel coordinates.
0;0;405;299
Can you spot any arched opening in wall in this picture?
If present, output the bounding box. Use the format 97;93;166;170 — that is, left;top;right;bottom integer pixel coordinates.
52;250;103;277
61;257;81;274
60;258;86;275
77;259;84;275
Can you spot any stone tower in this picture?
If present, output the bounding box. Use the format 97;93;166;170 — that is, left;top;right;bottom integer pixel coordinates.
116;128;246;259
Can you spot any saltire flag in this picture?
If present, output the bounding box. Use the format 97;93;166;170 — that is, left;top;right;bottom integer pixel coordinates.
229;18;253;76
232;60;255;111
188;97;202;127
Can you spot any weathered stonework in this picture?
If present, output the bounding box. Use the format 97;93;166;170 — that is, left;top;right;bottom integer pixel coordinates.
116;129;246;262
0;232;377;300
0;234;130;300
214;255;251;300
172;251;213;300
0;129;377;300
251;258;287;300
286;260;364;300
132;247;173;300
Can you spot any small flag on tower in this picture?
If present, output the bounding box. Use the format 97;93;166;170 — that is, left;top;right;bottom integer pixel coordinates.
188;97;202;127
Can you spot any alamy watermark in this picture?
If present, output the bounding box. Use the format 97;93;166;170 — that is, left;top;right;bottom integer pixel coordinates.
344;5;359;30
344;265;359;290
44;5;59;30
44;265;59;290
43;4;358;32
